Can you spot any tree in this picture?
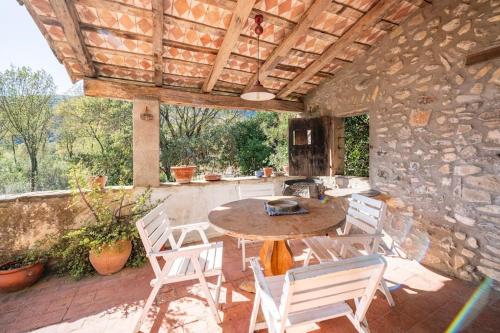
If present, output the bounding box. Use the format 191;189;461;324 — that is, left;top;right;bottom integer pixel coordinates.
228;116;272;175
55;97;133;185
159;105;242;179
0;67;55;190
344;114;369;177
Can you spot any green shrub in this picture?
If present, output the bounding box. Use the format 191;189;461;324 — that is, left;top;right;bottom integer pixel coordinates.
344;114;369;177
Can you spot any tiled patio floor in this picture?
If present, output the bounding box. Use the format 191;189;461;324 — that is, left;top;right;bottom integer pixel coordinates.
1;236;499;333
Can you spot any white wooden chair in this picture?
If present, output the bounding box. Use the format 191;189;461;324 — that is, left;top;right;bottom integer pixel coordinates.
238;182;276;271
134;202;224;333
302;193;395;306
248;254;387;333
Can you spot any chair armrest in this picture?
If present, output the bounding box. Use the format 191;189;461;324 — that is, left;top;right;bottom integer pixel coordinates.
171;222;210;247
171;221;209;231
327;233;382;243
148;242;214;259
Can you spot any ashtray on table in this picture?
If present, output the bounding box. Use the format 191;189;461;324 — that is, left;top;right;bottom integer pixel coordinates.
264;199;308;216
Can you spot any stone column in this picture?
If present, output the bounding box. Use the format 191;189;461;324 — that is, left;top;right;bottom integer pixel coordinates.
133;97;160;187
330;117;345;175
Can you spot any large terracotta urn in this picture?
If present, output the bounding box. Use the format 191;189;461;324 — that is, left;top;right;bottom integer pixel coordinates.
89;240;132;275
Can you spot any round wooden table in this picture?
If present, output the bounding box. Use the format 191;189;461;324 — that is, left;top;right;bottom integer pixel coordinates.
208;196;347;277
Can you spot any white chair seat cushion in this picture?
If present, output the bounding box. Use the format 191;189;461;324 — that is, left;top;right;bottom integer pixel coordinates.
263;274;352;327
167;241;223;279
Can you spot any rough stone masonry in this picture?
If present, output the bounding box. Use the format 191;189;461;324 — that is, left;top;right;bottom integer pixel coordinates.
305;0;500;286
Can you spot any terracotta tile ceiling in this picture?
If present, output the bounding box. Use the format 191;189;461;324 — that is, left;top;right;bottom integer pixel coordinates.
23;0;427;101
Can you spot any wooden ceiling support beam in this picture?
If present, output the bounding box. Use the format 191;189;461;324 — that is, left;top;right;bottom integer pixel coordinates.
244;0;331;92
49;0;96;77
465;44;500;66
203;0;256;93
277;0;398;98
84;78;304;113
152;0;164;86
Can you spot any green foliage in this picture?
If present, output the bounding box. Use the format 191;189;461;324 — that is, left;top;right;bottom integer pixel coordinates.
344;114;369;177
48;164;160;279
0;245;48;271
55;97;133;185
0;66;55;190
228;116;272;175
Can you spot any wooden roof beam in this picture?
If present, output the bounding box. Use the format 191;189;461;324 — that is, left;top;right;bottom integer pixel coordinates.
202;0;256;93
244;0;331;93
277;0;398;98
84;78;303;113
49;0;96;77
152;0;164;86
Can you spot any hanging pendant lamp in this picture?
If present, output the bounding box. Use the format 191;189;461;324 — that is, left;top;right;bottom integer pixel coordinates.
240;14;275;101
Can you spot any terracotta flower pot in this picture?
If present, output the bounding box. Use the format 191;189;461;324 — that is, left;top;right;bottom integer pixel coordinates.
0;262;44;293
283;165;289;175
89;240;132;276
204;174;221;181
88;175;107;191
263;167;273;177
171;166;196;184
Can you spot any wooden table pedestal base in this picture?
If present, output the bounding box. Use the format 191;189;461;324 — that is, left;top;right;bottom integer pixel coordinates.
259;240;293;276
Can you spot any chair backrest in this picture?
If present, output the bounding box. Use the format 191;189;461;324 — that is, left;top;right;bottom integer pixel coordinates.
281;254;386;324
345;194;385;235
136;201;177;276
238;183;275;199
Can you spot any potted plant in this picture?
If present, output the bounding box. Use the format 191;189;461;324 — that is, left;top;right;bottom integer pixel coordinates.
263;167;273;177
171;146;197;184
88;167;107;191
0;248;46;293
204;155;222;181
51;164;158;277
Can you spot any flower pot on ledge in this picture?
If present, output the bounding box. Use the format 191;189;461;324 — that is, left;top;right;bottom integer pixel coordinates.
171;166;197;184
0;261;44;293
263;167;273;177
204;173;221;181
88;175;107;191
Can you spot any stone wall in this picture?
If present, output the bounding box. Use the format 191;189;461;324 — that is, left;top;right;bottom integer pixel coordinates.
305;0;500;285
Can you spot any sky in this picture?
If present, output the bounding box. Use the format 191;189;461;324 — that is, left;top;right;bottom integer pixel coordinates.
0;1;75;94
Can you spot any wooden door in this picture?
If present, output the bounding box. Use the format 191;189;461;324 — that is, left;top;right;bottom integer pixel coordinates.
288;116;330;176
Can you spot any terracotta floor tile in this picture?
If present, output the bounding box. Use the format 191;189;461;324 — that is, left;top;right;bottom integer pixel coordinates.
0;235;499;333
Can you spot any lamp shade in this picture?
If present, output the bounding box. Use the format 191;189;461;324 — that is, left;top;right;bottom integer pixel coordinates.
240;81;276;101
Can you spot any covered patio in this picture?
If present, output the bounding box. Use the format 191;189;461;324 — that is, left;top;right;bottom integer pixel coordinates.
3;0;500;332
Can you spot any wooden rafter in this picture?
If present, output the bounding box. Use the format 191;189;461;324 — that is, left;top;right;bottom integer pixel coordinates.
465;44;500;66
244;0;331;93
152;0;164;86
49;0;96;77
84;78;304;113
277;0;399;98
202;0;256;93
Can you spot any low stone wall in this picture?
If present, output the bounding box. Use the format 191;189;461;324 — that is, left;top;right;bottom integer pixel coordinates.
305;0;500;286
0;177;288;259
0;175;370;260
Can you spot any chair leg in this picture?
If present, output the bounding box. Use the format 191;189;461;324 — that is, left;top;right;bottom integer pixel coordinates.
134;281;163;333
237;238;241;249
346;312;369;333
214;272;223;308
303;248;312;267
248;289;261;333
242;240;247;271
379;280;395;307
193;260;221;324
